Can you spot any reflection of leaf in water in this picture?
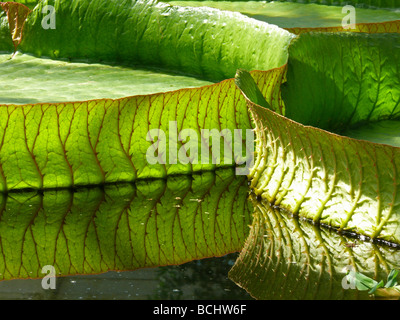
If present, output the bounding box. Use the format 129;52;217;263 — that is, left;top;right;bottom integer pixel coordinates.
0;168;252;281
1;0;400;300
229;196;400;300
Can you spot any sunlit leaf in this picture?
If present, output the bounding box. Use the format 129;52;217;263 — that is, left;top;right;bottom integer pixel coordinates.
236;31;400;245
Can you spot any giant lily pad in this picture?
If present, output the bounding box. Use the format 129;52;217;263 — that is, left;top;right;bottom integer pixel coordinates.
236;30;400;245
0;0;400;301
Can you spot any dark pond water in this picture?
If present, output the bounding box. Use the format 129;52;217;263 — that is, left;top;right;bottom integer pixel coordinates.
0;254;252;300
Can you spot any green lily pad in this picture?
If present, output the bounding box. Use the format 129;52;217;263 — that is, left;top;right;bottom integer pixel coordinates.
165;1;400;28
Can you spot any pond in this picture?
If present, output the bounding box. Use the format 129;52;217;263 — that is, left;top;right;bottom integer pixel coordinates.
0;0;399;301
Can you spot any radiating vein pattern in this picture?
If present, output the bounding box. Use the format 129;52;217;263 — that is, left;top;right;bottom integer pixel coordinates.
248;99;400;244
0;169;252;280
283;33;400;133
237;32;400;244
0;0;296;192
0;74;256;192
229;197;400;300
